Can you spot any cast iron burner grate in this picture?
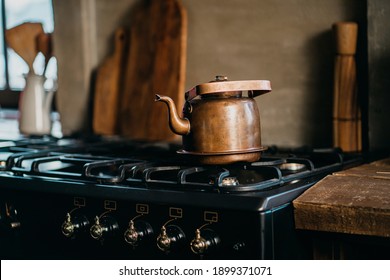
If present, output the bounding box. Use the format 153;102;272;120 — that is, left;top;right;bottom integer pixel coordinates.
0;137;354;193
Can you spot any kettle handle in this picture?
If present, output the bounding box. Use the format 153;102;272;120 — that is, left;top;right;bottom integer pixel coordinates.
185;80;271;101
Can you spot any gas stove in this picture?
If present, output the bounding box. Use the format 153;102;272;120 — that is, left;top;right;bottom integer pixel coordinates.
0;137;361;259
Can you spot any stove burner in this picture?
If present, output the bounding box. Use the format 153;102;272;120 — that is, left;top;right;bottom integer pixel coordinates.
221;177;239;186
279;162;307;172
251;157;286;166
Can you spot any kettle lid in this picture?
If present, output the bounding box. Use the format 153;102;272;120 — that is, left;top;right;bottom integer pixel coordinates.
185;76;271;101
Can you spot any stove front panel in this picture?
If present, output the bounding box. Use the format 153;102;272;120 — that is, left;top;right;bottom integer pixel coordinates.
0;184;310;260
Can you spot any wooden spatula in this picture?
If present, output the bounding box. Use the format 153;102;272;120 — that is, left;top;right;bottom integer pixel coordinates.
5;22;44;74
36;32;53;75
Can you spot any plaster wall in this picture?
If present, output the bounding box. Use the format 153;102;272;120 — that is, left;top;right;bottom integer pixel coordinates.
53;0;367;148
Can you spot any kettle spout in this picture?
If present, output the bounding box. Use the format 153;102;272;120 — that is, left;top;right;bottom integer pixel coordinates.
155;94;190;135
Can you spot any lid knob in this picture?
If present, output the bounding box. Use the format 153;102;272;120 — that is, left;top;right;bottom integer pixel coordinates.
214;75;228;82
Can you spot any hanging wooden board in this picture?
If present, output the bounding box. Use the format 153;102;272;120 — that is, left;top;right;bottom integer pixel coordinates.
119;0;187;141
93;27;128;135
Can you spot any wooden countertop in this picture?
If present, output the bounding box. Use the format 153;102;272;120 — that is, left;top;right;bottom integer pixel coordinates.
293;158;390;237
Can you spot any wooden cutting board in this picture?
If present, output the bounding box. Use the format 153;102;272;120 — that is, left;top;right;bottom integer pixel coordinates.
93;27;128;135
119;0;187;141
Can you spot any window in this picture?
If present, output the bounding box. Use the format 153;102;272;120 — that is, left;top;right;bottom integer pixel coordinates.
0;0;55;107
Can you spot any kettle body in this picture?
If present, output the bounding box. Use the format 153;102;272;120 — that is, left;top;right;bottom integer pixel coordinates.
155;77;271;164
182;93;263;162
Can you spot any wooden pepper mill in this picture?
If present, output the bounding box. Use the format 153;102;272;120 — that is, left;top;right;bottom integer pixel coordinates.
332;22;362;152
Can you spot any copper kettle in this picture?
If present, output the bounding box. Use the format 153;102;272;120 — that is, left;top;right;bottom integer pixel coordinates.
155;76;271;164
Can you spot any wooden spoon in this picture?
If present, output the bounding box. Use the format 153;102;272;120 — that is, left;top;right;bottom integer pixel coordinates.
36;32;53;75
5;22;44;74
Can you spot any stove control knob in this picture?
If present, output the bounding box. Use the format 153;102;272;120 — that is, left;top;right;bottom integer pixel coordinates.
90;215;119;241
61;213;89;238
61;213;74;237
0;203;20;234
190;228;221;255
157;225;186;253
124;220;154;247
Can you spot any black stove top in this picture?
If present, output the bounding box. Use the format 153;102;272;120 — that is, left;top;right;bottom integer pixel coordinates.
0;137;357;190
0;136;362;260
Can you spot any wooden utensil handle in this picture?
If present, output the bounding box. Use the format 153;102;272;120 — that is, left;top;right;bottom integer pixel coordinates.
114;27;126;55
333;22;358;55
